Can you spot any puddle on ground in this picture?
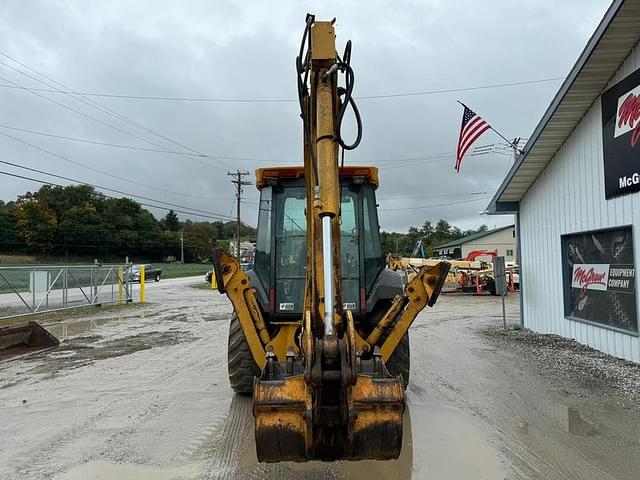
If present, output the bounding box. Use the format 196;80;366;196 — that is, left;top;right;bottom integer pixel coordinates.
342;401;504;480
22;330;195;376
201;313;229;322
59;460;202;480
44;315;127;340
231;398;505;480
515;395;599;438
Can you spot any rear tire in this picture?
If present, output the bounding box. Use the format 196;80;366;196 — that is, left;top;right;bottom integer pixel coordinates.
227;314;261;395
384;331;410;390
368;301;411;389
155;273;161;282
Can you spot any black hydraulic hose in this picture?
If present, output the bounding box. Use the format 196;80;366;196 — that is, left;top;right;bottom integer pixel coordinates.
333;40;362;151
342;40;352;67
296;15;313;116
297;16;363;178
296;15;320;187
336;63;362;151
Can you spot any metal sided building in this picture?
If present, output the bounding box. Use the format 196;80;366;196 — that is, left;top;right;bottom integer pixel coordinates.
489;0;640;362
433;225;517;261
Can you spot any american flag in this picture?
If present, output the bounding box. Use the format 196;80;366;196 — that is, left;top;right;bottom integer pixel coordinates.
455;105;491;172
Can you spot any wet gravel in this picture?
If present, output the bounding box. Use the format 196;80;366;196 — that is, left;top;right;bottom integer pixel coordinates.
486;327;640;410
2;282;639;480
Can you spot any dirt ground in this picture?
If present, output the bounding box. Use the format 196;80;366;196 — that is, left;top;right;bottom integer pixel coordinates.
1;277;639;479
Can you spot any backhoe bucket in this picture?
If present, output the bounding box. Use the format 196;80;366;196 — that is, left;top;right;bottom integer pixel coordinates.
253;374;313;462
0;321;59;361
253;342;406;462
349;374;405;460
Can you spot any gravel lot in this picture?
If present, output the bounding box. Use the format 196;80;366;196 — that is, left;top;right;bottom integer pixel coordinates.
0;278;638;479
486;327;640;410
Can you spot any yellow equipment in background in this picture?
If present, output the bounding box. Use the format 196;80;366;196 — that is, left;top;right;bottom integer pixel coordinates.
212;15;449;462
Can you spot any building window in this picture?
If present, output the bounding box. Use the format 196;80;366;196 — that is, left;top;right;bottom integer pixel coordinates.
561;226;637;334
506;249;514;257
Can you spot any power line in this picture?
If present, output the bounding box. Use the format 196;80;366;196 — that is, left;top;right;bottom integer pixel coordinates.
375;141;520;169
377;154;453;169
0;122;510;167
0;130;224;202
0;160;235;221
0;123;484;166
0;54;234;170
379;195;493;212
0;52;226;158
0;73;216;168
0;76;564;103
379;191;488;200
0;170;237;221
0;123;280;164
0;124;211;158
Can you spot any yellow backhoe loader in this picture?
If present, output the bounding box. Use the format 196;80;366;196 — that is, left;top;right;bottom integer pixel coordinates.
212;14;450;462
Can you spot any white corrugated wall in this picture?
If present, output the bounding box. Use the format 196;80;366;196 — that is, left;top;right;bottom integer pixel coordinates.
520;40;640;362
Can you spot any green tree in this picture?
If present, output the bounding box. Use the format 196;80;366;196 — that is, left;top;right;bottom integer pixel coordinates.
0;200;21;252
162;209;181;231
15;193;58;251
6;184;255;260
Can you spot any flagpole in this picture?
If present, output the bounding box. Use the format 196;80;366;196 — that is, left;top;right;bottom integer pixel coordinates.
457;100;524;156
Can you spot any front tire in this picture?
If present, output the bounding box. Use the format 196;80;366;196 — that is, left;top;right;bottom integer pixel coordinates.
155;273;161;282
227;314;261;395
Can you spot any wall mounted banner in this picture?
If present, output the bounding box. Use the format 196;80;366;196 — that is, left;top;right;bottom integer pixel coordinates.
562;226;637;333
601;68;640;199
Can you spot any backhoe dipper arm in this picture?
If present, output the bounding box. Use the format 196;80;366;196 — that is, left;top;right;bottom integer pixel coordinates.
305;19;342;339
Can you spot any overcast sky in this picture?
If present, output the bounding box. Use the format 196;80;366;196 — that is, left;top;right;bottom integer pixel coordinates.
0;0;612;233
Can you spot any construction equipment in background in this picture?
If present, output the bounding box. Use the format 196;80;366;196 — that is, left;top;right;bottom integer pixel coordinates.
212;15;450;462
0;321;59;361
410;239;427;258
464;249;497;261
386;251;518;296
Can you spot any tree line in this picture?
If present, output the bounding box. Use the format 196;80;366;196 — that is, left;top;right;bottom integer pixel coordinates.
381;219;489;258
0;184;486;262
0;184;255;262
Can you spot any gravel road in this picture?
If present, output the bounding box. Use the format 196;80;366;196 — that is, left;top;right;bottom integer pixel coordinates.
0;278;638;479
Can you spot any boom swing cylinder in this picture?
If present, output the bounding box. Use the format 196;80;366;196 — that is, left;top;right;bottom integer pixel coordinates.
212;14;450;462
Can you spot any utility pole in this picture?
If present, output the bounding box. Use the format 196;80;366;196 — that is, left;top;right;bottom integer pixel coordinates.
227;170;251;260
512;137;522;163
180;231;184;264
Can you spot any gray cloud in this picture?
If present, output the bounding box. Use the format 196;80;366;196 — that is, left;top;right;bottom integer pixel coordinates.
0;0;611;232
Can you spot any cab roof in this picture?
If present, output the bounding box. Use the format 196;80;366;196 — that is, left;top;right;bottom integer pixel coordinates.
255;166;379;189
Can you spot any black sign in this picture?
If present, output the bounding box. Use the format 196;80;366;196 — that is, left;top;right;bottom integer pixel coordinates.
562;226;637;333
601;68;640;199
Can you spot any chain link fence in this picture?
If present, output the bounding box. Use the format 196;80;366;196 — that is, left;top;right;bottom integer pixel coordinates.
0;264;132;319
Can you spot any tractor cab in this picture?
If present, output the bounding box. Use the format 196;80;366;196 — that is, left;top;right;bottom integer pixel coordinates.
251;166;393;320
